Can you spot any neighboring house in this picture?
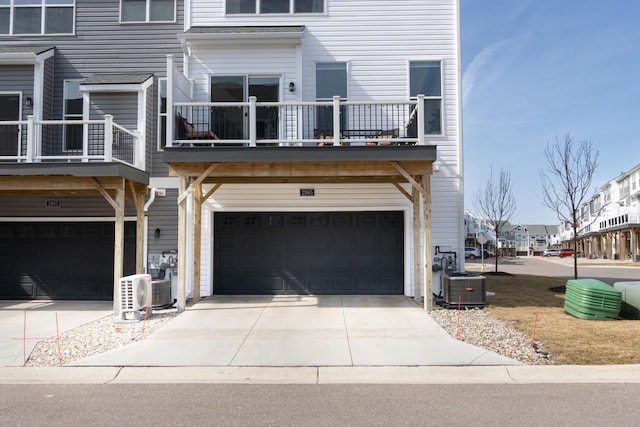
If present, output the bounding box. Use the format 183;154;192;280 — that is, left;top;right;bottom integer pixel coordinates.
0;1;185;303
1;0;464;312
496;222;558;256
568;163;640;260
464;210;497;249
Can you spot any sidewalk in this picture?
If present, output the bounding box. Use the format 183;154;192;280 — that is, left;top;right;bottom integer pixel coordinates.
2;365;640;385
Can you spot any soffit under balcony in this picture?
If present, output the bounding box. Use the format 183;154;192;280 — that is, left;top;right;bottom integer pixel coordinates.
164;146;436;184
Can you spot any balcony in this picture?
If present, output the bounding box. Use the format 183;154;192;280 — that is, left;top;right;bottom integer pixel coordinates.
170;96;428;148
0;115;144;170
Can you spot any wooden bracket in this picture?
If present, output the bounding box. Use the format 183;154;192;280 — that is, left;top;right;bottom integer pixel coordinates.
90;177;122;212
389;162;430;202
178;163;219;205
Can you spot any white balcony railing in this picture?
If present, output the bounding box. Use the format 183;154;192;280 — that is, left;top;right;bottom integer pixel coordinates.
0;115;143;170
170;95;427;148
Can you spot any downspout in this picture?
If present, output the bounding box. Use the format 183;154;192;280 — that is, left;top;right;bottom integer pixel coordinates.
143;188;166;273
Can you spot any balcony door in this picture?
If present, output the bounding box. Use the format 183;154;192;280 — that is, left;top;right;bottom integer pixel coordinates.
210;76;279;140
0;94;20;156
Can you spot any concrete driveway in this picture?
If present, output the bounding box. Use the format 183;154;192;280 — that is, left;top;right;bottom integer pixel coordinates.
71;296;518;367
0;300;112;367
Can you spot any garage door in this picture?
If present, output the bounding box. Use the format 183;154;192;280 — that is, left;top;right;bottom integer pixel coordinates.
214;212;404;295
0;222;136;300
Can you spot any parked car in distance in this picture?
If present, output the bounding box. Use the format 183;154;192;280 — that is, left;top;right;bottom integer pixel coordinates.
483;249;495;258
558;248;576;258
543;248;559;257
465;247;480;259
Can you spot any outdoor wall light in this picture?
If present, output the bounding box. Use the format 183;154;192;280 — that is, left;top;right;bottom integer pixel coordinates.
25;97;32;108
288;81;295;92
154;228;161;238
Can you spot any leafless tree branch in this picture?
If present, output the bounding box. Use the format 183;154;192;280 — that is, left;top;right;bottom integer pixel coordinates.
539;134;599;278
473;167;516;272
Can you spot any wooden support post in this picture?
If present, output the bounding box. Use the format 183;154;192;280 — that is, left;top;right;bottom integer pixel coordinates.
193;181;202;303
422;174;433;311
135;190;145;274
113;186;125;316
177;176;188;313
412;183;422;304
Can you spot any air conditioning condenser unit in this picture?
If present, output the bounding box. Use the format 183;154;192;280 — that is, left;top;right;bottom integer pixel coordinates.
118;274;152;321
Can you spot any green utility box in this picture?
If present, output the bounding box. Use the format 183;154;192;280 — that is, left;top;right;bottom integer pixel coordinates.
613;281;640;320
564;279;621;320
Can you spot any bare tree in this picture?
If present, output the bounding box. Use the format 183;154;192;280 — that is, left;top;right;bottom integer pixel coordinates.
473;167;517;273
539;134;599;279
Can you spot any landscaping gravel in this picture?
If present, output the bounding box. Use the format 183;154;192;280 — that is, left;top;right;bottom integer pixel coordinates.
25;304;555;367
25;308;179;367
429;307;556;365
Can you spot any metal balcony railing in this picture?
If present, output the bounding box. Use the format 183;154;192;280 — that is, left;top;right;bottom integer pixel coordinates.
171;95;427;148
0;115;143;170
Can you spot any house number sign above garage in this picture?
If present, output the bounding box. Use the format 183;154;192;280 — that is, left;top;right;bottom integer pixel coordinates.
299;189;315;197
46;200;61;208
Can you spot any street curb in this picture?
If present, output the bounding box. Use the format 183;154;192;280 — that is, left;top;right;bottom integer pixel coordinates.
2;365;640;385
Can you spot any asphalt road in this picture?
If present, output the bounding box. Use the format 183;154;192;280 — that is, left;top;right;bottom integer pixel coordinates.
2;383;639;426
466;256;640;284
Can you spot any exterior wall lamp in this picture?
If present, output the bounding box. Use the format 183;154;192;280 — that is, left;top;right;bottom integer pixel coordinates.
288;81;295;92
25;97;33;108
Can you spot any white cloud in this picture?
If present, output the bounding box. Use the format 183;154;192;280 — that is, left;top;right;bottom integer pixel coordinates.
461;40;507;105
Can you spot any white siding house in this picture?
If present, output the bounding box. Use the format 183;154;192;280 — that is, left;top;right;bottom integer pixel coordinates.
164;0;463;308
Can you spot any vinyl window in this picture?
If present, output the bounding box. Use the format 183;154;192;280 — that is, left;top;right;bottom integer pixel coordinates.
409;61;443;135
0;0;75;35
226;0;324;14
121;0;175;23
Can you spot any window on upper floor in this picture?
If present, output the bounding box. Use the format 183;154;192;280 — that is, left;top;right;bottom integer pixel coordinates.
157;78;167;150
315;62;347;133
63;80;83;151
0;0;75;35
121;0;175;23
226;0;324;14
409;61;442;136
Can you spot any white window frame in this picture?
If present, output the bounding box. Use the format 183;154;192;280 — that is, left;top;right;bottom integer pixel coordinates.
409;60;444;136
62;79;83;152
0;1;75;36
157;78;167;150
225;0;325;15
120;0;176;23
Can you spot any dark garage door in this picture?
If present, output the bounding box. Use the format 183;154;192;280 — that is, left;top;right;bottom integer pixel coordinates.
0;222;136;300
214;212;404;295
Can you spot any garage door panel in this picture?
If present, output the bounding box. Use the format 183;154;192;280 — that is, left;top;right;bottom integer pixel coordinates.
214;212;403;295
0;222;136;300
309;254;331;270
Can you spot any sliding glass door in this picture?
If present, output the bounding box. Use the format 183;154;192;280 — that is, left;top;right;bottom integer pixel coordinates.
210;75;280;141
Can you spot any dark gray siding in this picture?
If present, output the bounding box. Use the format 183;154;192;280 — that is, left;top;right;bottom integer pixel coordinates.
43;57;55;121
89;92;138;128
0;65;34;119
0;196;138;217
146;189;178;254
2;0;185;178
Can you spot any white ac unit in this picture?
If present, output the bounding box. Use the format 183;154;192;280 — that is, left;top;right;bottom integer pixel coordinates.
118;274;153;321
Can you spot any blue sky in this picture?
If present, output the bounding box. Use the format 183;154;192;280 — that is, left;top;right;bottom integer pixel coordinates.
460;1;640;225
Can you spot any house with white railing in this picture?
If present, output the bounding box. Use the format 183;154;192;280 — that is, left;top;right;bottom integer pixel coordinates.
571;164;640;260
1;0;463;312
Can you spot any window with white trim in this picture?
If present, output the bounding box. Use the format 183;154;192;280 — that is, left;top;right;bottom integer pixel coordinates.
157;78;167;149
0;0;75;35
315;62;347;133
63;80;83;151
409;61;442;135
121;0;175;23
226;0;324;14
